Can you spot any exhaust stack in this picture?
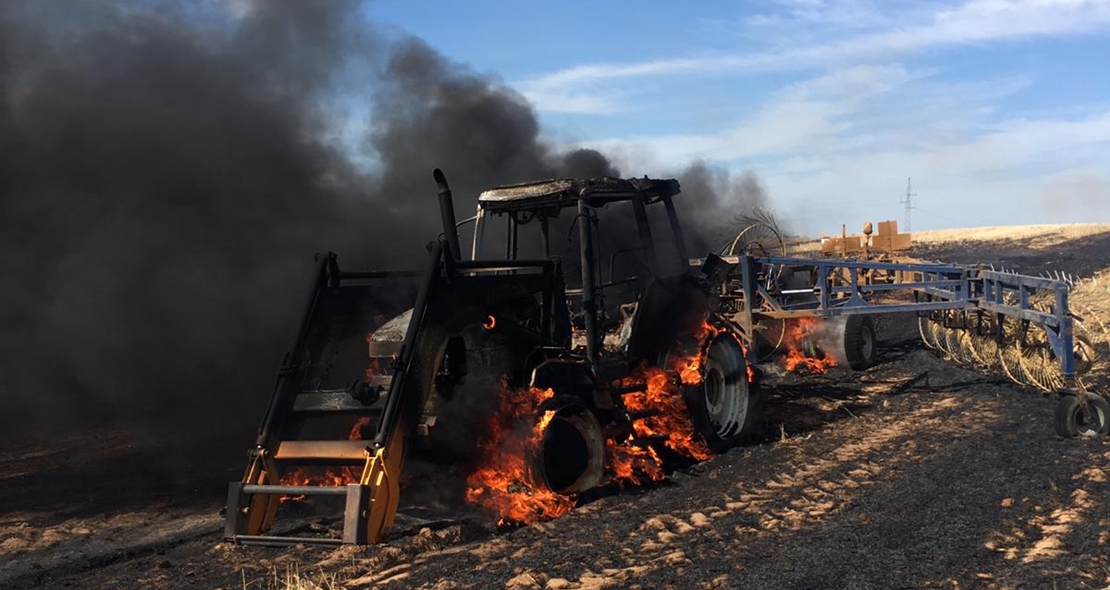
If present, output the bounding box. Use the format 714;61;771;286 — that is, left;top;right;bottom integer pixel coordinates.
433;168;462;261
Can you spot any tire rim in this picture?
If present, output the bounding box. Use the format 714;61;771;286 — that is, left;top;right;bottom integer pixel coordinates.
704;366;724;414
859;323;874;362
1074;403;1106;438
702;339;749;438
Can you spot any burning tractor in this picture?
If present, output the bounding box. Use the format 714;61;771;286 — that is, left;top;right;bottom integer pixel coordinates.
226;171;1107;546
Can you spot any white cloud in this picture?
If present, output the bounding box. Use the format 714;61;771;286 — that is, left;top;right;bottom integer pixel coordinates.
560;68;1110;232
759;111;1110;231
523;90;626;116
517;0;1110;113
524;0;1110;231
576;64;920;162
744;0;899;29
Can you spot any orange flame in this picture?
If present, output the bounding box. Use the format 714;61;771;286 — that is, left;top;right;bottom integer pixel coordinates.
483;315;497;330
278;416;372;502
364;358;380;383
607;318;719;484
672;319;719;385
734;334;756;383
622;363;713;461
277;467;354;503
468;317;731;523
464;382;574;525
606;439;663;486
782;317;837;374
348;416;373;441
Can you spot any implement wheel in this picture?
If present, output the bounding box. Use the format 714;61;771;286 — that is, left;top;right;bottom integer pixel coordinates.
844;315;878;370
1053;393;1110;438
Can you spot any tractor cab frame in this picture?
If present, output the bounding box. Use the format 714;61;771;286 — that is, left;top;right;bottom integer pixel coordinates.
465;177;692;365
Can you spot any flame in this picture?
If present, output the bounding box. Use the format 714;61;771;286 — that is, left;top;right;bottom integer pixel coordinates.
278;416;372;502
466;317;733;523
464;382;574;525
348;416;373;441
364;358;380;382
734;334;756;384
607;318;719;483
534;409;556;431
782;317;837;374
277;467;353;503
672;319;719;385
622;363;713;461
606;439;663;486
483;315;497;330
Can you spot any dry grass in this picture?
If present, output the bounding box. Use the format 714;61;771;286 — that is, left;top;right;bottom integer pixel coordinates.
242;565;346;590
913;223;1110;248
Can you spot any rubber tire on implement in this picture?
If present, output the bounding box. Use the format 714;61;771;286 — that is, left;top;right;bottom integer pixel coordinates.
844;315;878;370
1052;393;1110;438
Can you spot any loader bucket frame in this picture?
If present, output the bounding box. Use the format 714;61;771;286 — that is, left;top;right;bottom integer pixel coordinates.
226;238;569;545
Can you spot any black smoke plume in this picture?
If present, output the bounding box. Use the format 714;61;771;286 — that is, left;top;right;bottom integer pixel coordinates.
0;0;766;458
0;0;619;444
676;162;770;254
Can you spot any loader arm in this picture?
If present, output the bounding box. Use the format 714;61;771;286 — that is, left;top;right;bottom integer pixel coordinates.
359;239;446;541
225;241;446;545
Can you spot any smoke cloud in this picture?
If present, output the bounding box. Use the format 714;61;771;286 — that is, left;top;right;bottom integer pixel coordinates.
0;1;373;437
676;162;770;254
0;1;766;448
0;0;620;439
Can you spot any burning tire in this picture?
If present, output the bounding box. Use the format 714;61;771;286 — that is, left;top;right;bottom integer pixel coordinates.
843;315;878;370
533;398;606;494
686;336;760;451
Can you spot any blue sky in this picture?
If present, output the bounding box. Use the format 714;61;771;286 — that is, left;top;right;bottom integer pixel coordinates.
366;0;1110;233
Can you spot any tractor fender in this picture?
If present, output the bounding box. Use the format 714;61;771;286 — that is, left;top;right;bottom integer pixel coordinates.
627;272;712;364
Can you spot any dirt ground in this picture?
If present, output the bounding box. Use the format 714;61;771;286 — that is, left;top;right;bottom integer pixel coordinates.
4;225;1110;590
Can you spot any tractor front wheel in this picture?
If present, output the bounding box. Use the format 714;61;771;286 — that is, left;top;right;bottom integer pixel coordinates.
685;336;761;452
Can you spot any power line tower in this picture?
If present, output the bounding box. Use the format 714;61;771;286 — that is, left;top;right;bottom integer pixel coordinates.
899;177;917;232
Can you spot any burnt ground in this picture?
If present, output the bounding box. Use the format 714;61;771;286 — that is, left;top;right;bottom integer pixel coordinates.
3;228;1110;590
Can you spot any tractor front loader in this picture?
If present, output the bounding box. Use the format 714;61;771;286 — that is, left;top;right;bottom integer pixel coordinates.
226;171;576;545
